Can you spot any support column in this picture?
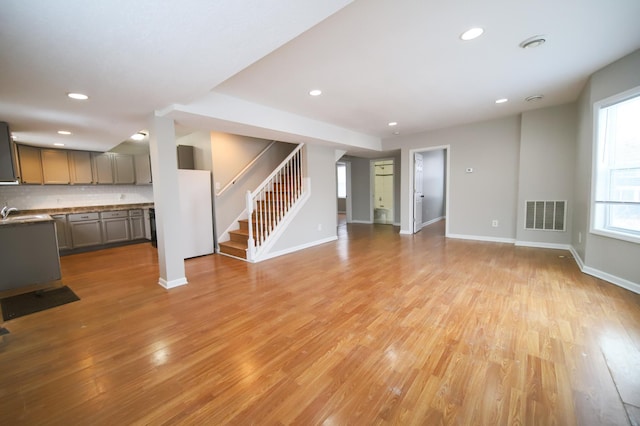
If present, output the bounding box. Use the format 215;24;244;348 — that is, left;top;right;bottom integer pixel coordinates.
149;113;187;289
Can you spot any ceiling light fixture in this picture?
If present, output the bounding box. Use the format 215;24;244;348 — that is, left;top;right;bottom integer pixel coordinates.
525;94;544;102
520;35;546;49
460;27;484;41
309;89;322;96
67;92;89;100
388;122;398;127
54;143;65;147
57;130;71;135
131;131;146;141
495;98;508;104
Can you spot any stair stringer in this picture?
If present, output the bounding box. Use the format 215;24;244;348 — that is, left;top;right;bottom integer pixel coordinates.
217;209;248;253
250;178;311;263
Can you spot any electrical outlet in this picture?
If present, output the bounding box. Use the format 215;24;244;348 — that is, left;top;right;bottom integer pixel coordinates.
491;219;498;227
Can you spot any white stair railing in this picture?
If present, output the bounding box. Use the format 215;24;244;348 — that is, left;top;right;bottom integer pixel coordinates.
246;144;305;261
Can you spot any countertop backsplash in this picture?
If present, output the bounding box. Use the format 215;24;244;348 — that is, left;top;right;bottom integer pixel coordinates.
0;185;154;210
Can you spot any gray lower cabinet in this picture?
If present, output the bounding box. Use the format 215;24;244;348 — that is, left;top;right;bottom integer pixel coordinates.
101;210;130;243
129;209;145;239
52;214;71;250
69;212;103;247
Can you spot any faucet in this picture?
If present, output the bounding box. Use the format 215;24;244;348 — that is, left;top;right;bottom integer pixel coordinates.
1;206;18;219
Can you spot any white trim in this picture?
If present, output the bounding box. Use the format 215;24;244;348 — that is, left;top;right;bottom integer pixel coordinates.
258;236;338;262
393;221;401;227
351;220;373;224
420;216;444;229
158;277;188;289
570;246;586;270
447;234;516;244
568;245;639;294
399;229;412;235
515;241;571;250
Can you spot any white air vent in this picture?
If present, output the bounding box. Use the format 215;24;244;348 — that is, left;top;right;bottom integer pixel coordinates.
525;200;566;231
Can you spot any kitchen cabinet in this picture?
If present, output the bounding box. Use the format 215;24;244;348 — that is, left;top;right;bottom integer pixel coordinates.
101;210;130;243
134;154;152;184
52;214;71;250
69;150;94;184
113;154;135;184
17;144;43;184
129;209;145;239
92;153;114;184
0;121;18;183
69;212;103;247
41;149;70;184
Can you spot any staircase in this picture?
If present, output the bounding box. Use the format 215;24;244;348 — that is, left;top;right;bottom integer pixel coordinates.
218;144;304;261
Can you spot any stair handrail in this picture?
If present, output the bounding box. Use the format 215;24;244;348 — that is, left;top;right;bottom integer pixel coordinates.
250;143;305;198
216;140;277;197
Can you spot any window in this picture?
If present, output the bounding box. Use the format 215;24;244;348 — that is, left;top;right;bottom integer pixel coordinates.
592;87;640;243
337;163;346;198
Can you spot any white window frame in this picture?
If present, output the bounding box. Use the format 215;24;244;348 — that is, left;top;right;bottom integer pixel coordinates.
591;85;640;244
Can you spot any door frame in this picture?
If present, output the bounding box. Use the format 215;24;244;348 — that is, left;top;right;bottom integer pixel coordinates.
407;145;450;236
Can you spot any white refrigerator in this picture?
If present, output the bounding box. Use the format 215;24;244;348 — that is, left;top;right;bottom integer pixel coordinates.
178;169;214;259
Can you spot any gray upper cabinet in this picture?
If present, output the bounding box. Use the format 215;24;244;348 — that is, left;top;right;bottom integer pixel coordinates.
17;144;43;184
134;154;152;185
41;149;70;184
69;151;93;184
113;154;135;184
92;153;114;184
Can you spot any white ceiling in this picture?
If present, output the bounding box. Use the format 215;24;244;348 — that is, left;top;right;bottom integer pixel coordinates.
1;0;639;155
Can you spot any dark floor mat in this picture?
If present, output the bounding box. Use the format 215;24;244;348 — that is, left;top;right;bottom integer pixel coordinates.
1;286;80;321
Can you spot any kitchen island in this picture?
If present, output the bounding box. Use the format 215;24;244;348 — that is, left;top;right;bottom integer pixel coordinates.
0;214;61;291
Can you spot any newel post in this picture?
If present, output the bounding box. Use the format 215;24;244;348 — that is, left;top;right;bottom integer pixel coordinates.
246;190;255;262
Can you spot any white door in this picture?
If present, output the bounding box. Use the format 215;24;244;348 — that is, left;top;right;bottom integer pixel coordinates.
413;153;423;233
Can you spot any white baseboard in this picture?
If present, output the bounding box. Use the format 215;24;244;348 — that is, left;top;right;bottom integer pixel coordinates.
421;216;444;229
158;277;188;289
351;220;373;224
447;233;516;244
399;229;412;235
569;247;639;294
258;236;338;262
515;241;572;250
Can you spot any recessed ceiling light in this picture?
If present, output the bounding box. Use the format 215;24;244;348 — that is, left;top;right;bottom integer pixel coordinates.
54;143;65;147
67;92;89;100
525;94;544;102
393;131;400;135
495;98;508;104
388;122;398;127
309;89;322;96
460;27;484;41
520;35;546;49
131;132;146;141
57;130;71;135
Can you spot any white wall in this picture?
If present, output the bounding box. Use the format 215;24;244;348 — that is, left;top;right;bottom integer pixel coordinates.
267;144;338;254
386;116;521;240
420;149;446;225
516;103;576;246
574;49;640;287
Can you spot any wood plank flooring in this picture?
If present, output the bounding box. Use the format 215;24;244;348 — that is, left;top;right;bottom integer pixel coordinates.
1;220;639;425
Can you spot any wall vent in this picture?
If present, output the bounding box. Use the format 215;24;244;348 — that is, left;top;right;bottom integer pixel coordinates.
525;200;566;231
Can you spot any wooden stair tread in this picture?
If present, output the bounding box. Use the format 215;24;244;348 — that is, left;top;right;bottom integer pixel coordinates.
219;240;246;250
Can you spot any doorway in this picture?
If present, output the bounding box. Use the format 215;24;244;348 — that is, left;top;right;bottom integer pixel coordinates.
372;159;394;224
409;146;449;235
336;161;351;225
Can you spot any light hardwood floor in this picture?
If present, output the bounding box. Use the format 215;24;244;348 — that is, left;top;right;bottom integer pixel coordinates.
1;220;639;425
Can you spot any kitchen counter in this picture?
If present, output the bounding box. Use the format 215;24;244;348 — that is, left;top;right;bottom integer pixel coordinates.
16;203;154;215
0;213;54;227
